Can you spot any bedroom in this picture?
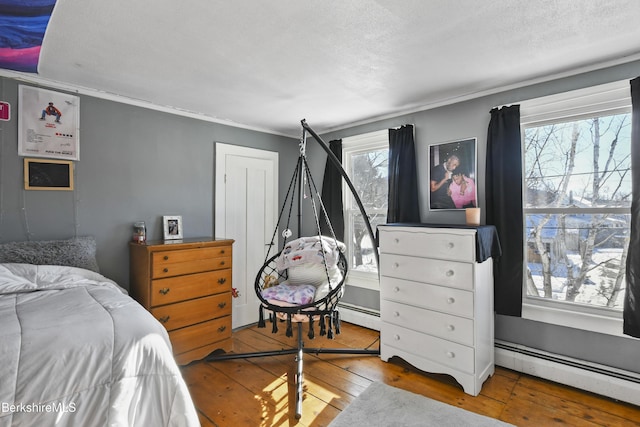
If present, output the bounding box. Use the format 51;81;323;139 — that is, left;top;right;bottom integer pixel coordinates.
1;1;640;425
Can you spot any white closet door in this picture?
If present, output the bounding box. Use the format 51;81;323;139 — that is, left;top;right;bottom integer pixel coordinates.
215;143;278;328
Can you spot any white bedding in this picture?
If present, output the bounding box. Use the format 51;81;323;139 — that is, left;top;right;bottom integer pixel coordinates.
0;263;199;427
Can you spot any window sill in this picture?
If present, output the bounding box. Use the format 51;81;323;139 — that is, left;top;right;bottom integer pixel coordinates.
345;270;380;290
522;302;624;337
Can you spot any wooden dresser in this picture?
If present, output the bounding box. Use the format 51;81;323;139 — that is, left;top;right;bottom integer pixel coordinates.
129;237;234;365
377;224;496;396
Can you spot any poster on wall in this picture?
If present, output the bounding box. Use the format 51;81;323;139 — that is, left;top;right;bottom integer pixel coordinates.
18;85;80;160
428;137;477;210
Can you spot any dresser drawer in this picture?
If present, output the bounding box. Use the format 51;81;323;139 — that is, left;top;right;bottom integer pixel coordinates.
381;253;474;290
381;299;474;346
380;276;474;316
379;229;475;262
381;322;475;374
151;293;231;331
169;316;231;355
152;251;231;278
150;270;232;307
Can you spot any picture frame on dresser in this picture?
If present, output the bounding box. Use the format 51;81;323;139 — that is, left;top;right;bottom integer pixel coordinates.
163;215;183;240
428;137;477;211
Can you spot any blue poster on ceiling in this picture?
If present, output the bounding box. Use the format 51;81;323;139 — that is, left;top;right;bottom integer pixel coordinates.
0;0;56;73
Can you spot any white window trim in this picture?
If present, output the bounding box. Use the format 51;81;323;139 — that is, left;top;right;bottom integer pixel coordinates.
519;80;631;337
343;129;388;290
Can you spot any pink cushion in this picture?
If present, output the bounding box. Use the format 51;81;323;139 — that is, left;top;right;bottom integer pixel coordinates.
261;283;316;305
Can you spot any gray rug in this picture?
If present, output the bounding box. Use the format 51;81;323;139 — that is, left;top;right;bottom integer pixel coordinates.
328;382;514;427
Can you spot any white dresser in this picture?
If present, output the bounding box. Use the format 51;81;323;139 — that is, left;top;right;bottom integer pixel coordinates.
378;224;495;396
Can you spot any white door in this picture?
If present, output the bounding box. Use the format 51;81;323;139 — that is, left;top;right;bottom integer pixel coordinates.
215;143;278;329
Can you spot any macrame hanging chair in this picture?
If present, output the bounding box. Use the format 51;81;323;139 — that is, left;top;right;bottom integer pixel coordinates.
207;120;379;420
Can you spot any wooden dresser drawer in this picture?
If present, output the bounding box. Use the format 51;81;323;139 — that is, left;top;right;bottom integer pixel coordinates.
152;253;231;278
380;276;474;317
381;253;474;290
150;269;232;307
379;229;475;262
381;322;475;374
381;299;474;346
169;317;231;356
151;293;231;331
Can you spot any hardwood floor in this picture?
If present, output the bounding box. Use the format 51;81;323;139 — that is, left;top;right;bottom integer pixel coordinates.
180;322;640;426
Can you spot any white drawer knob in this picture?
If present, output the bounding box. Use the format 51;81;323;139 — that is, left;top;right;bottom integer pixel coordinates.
446;351;455;358
393;286;400;293
447;297;455;304
394;238;400;244
393;311;400;317
448;242;454;249
393;262;399;269
394;334;400;341
446;270;454;277
447;324;455;331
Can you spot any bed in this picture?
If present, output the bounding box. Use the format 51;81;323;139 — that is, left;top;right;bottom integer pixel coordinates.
0;237;199;426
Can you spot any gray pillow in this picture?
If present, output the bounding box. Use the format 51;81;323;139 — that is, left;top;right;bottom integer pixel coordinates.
0;236;100;272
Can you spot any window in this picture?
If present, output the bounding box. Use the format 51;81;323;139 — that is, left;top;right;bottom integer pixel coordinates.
521;81;632;335
343;130;389;289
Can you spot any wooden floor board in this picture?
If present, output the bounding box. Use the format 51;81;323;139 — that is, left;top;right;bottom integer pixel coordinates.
182;322;640;427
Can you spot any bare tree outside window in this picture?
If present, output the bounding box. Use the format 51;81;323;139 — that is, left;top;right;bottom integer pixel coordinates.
344;141;388;275
524;113;631;310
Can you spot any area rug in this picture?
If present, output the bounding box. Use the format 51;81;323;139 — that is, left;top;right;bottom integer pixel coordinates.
328;382;514;427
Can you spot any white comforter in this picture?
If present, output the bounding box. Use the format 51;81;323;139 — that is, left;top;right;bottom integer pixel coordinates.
0;264;199;427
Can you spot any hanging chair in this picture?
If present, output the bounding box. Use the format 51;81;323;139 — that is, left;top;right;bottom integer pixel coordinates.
207;120;379;419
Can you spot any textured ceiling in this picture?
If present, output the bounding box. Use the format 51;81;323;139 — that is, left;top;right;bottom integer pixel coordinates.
6;0;640;136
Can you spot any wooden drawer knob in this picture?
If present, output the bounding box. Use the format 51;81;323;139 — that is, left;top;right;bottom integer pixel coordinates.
164;255;169;260
218;278;227;284
163;268;169;273
220;261;225;266
159;315;170;324
218;302;227;309
218;325;227;333
220;249;225;254
159;288;170;295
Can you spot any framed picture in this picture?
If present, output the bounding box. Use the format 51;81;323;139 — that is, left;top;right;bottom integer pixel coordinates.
428;138;477;210
163;215;183;240
18;85;80;160
24;158;74;191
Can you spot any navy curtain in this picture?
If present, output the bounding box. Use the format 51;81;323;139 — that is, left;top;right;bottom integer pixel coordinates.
320;139;344;241
486;105;523;317
387;125;420;223
624;77;640;338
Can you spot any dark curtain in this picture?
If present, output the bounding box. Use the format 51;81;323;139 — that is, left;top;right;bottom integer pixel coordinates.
320;139;344;241
624;77;640;338
486;105;523;317
387;125;420;223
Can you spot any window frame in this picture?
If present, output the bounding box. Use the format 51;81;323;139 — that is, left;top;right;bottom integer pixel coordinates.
519;80;632;337
342;129;389;290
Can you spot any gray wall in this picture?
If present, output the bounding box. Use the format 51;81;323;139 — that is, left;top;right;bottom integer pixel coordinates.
0;77;298;287
315;60;640;374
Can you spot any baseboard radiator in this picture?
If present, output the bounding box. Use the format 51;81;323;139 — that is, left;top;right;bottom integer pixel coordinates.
338;304;640;406
494;340;640;406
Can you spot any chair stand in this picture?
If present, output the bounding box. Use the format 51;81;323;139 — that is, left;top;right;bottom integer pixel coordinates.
206;322;379;419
